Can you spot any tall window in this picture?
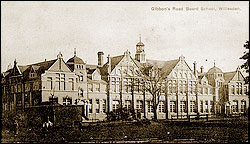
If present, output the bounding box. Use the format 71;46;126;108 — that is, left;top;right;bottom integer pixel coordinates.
96;99;100;113
89;99;93;113
158;101;164;113
236;83;240;95
88;84;93;92
79;89;83;97
102;99;106;113
56;73;60;90
134;78;139;93
96;84;100;92
180;101;186;113
204;88;208;94
116;78;120;93
190;101;195;113
124;100;131;110
63;97;72;105
112;77;116;92
169;83;172;94
112;100;119;111
69;78;74;90
180;81;183;94
232;101;238;113
231;85;235;95
244;86;247;95
239;83;242;95
136;100;143;110
124;78;129;93
147;101;153;113
205;100;208;113
241;101;246;113
210;100;214;112
170;101;176;113
61;74;65;90
128;78;132;93
200;100;203;113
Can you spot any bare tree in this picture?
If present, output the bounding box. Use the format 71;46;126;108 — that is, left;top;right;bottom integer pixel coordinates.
140;64;165;120
240;40;249;83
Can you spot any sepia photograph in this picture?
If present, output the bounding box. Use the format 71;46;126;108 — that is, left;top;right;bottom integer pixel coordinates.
1;1;249;143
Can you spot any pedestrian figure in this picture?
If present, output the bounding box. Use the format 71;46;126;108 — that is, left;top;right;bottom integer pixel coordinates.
13;120;19;136
42;116;53;138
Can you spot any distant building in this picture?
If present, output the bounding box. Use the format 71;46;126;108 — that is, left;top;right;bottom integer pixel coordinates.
1;38;249;120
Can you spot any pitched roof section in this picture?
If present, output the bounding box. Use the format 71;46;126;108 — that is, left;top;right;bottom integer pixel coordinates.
223;71;236;84
1;71;10;77
30;59;57;73
67;56;85;64
100;55;124;76
86;64;98;69
111;55;124;71
146;59;180;77
207;66;223;73
18;66;29;73
87;68;96;75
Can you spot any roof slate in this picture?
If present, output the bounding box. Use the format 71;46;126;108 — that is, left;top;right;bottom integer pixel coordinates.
146;59;179;77
223;71;236;83
67;56;85;64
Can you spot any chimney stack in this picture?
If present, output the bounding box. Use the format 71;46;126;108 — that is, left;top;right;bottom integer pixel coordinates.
200;66;204;73
107;54;111;74
98;51;104;66
193;61;197;77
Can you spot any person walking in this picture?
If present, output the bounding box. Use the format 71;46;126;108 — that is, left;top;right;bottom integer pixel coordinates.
13;120;19;136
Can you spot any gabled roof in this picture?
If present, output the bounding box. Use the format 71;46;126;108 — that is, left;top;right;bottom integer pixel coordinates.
29;59;57;73
223;71;236;84
146;59;180;77
87;68;96;75
1;71;10;77
31;65;40;71
100;55;124;76
18;66;29;73
110;55;124;71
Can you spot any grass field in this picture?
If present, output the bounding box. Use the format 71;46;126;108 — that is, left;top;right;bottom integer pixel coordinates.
2;117;248;143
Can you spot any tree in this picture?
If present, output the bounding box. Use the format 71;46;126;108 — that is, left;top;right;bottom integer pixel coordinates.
140;64;165;120
240;40;249;83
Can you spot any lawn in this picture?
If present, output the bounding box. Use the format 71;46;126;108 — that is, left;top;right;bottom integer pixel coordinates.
2;118;248;143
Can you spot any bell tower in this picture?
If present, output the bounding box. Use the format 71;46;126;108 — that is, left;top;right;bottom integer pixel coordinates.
135;34;146;63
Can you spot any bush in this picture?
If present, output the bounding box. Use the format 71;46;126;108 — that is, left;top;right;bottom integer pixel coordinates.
55;106;81;126
2;111;16;130
106;108;136;121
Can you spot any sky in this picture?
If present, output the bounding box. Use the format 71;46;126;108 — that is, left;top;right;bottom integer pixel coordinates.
1;1;249;74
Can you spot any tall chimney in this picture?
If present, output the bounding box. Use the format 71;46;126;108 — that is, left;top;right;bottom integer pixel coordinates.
107;54;111;74
200;66;204;73
98;51;104;66
193;61;197;77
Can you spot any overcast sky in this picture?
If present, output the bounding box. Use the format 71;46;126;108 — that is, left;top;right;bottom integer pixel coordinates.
1;1;249;74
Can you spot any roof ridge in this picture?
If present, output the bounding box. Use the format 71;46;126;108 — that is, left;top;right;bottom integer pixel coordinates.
27;59;57;66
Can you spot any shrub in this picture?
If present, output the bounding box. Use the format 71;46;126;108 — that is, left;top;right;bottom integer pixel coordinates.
106;108;136;121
